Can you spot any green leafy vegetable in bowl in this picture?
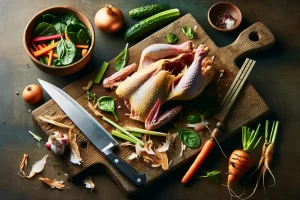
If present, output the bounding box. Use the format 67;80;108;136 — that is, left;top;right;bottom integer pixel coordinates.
166;33;178;44
31;12;91;67
55;35;76;65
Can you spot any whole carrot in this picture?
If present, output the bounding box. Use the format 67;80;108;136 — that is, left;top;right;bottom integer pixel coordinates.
243;120;279;199
181;139;215;184
226;124;262;198
181;122;226;184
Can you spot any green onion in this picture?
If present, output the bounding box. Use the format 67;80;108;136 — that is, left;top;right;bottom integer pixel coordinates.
94;62;109;84
29;130;42;142
112;130;137;144
123;126;168;137
102;116;144;146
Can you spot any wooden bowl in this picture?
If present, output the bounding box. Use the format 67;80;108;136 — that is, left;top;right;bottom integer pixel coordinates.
23;6;95;76
208;2;242;32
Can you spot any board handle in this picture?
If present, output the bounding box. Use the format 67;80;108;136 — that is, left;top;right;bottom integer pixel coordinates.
223;22;275;59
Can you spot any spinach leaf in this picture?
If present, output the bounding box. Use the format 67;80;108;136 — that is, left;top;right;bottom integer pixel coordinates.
56;36;76;65
182;26;195;39
61;13;77;25
77;29;89;45
97;96;119;121
198;170;221;184
41;14;60;24
33;22;56;37
71;21;91;39
187;114;202;124
53;59;63;66
178;128;200;148
166;33;178;44
114;43;129;71
54;22;65;34
66;23;90;45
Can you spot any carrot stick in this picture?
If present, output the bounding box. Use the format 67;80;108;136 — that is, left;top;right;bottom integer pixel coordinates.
32;43;39;51
37;44;49;63
181;139;215;184
76;45;89;49
29;47;35;55
32;43;57;58
82;49;88;57
48;50;53;66
33;42;58;58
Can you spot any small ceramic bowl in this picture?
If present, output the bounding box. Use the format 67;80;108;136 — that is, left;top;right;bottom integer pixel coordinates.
23;6;95;76
208;2;242;32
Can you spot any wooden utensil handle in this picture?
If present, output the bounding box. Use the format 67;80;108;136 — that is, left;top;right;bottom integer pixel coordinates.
222;22;275;59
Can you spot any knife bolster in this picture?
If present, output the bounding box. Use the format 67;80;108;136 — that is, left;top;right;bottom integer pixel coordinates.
211;122;224;140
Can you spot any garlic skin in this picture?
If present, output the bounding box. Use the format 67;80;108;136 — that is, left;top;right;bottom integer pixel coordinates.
45;131;69;155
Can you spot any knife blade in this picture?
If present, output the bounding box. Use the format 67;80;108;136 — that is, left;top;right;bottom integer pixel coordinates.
181;58;256;184
38;79;146;186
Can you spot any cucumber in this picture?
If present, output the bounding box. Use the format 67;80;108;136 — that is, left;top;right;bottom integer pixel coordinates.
129;4;169;18
125;8;180;42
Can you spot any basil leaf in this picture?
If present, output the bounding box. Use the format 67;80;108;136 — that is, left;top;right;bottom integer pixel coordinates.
114;43;129;71
178;129;200;148
77;29;89;45
41;14;60;24
33;22;56;37
166;33;178;44
56;36;76;65
97;96;119;121
182;26;195;39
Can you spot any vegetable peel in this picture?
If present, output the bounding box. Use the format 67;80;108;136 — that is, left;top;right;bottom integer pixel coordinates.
39;116;73;129
83;176;95;192
69;128;82;165
82;80;93;91
39;177;66;189
19;155;48;178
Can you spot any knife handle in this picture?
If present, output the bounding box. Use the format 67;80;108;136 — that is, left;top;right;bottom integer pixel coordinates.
106;151;146;186
211;121;225;140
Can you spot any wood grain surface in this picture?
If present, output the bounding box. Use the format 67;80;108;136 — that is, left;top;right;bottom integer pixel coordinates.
31;14;274;194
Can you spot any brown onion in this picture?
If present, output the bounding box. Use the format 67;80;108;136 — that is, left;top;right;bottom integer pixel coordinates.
22;84;43;104
94;4;124;33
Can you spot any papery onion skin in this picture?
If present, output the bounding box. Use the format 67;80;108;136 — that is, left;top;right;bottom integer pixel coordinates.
94;4;125;33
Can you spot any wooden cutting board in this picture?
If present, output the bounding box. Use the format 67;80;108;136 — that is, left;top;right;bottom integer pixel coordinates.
32;14;275;195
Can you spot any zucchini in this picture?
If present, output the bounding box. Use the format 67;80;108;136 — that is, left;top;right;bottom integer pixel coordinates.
129;4;169;18
125;8;180;42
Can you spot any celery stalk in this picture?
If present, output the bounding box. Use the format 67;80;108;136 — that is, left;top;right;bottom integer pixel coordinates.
102;116;144;146
94;62;109;84
123;126;168;136
112;130;137;144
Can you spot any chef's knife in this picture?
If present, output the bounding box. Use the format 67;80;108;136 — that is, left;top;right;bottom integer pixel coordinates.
38;79;146;186
182;58;256;184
